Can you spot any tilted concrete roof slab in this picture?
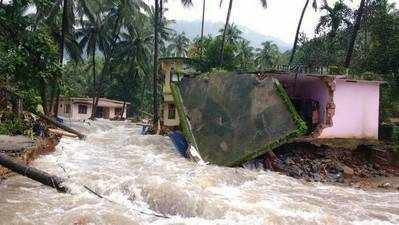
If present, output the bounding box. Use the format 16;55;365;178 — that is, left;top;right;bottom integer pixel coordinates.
172;73;307;166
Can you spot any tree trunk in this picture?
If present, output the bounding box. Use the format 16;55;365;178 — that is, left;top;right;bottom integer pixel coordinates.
40;79;49;116
121;101;126;119
153;0;160;125
344;0;366;68
39;114;86;139
60;0;67;64
289;0;310;65
140;78;147;118
219;0;233;66
200;0;206;40
90;43;97;120
52;0;68;118
0;153;68;192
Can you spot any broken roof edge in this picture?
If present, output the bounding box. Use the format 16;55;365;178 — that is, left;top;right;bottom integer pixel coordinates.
241;70;386;84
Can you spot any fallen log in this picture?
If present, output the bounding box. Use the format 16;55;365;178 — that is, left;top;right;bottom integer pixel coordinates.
48;128;78;138
0;153;68;192
39;114;86;139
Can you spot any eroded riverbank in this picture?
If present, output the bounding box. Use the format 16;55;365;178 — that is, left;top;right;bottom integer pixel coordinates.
0;120;398;225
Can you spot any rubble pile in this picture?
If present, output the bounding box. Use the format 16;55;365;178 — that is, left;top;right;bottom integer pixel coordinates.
264;141;399;188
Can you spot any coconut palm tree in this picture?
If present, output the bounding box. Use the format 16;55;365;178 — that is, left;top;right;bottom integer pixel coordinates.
255;41;281;69
33;0;84;116
344;0;366;67
315;0;352;38
289;0;318;65
76;9;108;119
152;0;192;124
168;32;190;57
201;0;206;40
236;39;255;70
219;0;267;65
218;24;242;45
112;20;153;117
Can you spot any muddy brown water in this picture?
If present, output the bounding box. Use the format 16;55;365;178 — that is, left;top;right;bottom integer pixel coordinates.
0;120;398;225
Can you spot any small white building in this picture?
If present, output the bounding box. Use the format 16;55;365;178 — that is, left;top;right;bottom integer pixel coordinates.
57;97;129;121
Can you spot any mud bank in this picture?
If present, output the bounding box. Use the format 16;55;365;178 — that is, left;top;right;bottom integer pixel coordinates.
253;139;399;190
0;135;60;179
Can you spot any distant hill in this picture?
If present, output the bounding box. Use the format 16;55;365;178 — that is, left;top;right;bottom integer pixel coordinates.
170;20;291;51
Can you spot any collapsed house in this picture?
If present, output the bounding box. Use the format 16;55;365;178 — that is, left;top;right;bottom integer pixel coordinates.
160;58;383;166
271;73;383;139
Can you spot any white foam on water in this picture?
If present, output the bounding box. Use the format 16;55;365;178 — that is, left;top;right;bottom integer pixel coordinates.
0;120;398;225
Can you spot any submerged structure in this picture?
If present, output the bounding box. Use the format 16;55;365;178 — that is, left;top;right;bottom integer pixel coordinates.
160;58;383;166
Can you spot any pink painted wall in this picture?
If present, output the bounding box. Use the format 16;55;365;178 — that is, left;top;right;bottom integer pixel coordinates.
319;79;380;139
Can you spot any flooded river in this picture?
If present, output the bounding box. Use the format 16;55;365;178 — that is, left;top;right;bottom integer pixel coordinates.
0;120;398;225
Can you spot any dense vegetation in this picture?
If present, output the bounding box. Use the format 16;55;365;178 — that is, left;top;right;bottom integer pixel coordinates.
0;0;398;124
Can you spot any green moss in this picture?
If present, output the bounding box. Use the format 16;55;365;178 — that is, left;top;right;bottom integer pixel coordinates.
171;83;197;147
273;79;308;134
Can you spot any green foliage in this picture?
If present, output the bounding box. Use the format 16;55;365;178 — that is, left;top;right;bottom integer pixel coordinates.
255;41;284;69
171;83;196;146
189;25;285;72
0;0;62;114
0;113;27;135
273;79;308;135
166;32;190;57
294;0;399;121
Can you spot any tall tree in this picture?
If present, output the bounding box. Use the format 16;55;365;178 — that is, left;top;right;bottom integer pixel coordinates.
316;0;352;38
33;0;82;116
201;0;206;40
344;0;366;67
219;0;267;65
255;41;281;69
168;32;190;57
77;7;107;119
153;0;160;125
152;0;192;125
289;0;318;65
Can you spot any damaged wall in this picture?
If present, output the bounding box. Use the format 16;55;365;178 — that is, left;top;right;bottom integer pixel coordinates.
174;73;307;166
319;79;380;139
272;74;335;137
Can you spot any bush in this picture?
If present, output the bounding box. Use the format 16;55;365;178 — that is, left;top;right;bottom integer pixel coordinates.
0;113;27;135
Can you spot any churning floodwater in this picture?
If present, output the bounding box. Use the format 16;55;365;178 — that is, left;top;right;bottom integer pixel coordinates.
0;120;398;225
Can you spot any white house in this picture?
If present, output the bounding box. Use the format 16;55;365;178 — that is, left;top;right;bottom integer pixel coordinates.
57;97;129;121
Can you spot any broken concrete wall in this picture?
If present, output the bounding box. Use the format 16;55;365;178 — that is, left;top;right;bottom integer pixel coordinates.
270;73;336;137
172;73;307;166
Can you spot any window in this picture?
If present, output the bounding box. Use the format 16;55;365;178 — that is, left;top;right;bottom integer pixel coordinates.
168;104;176;119
78;104;87;114
65;104;71;114
115;108;122;116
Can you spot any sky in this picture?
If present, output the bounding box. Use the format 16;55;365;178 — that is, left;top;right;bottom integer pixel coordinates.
145;0;399;45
